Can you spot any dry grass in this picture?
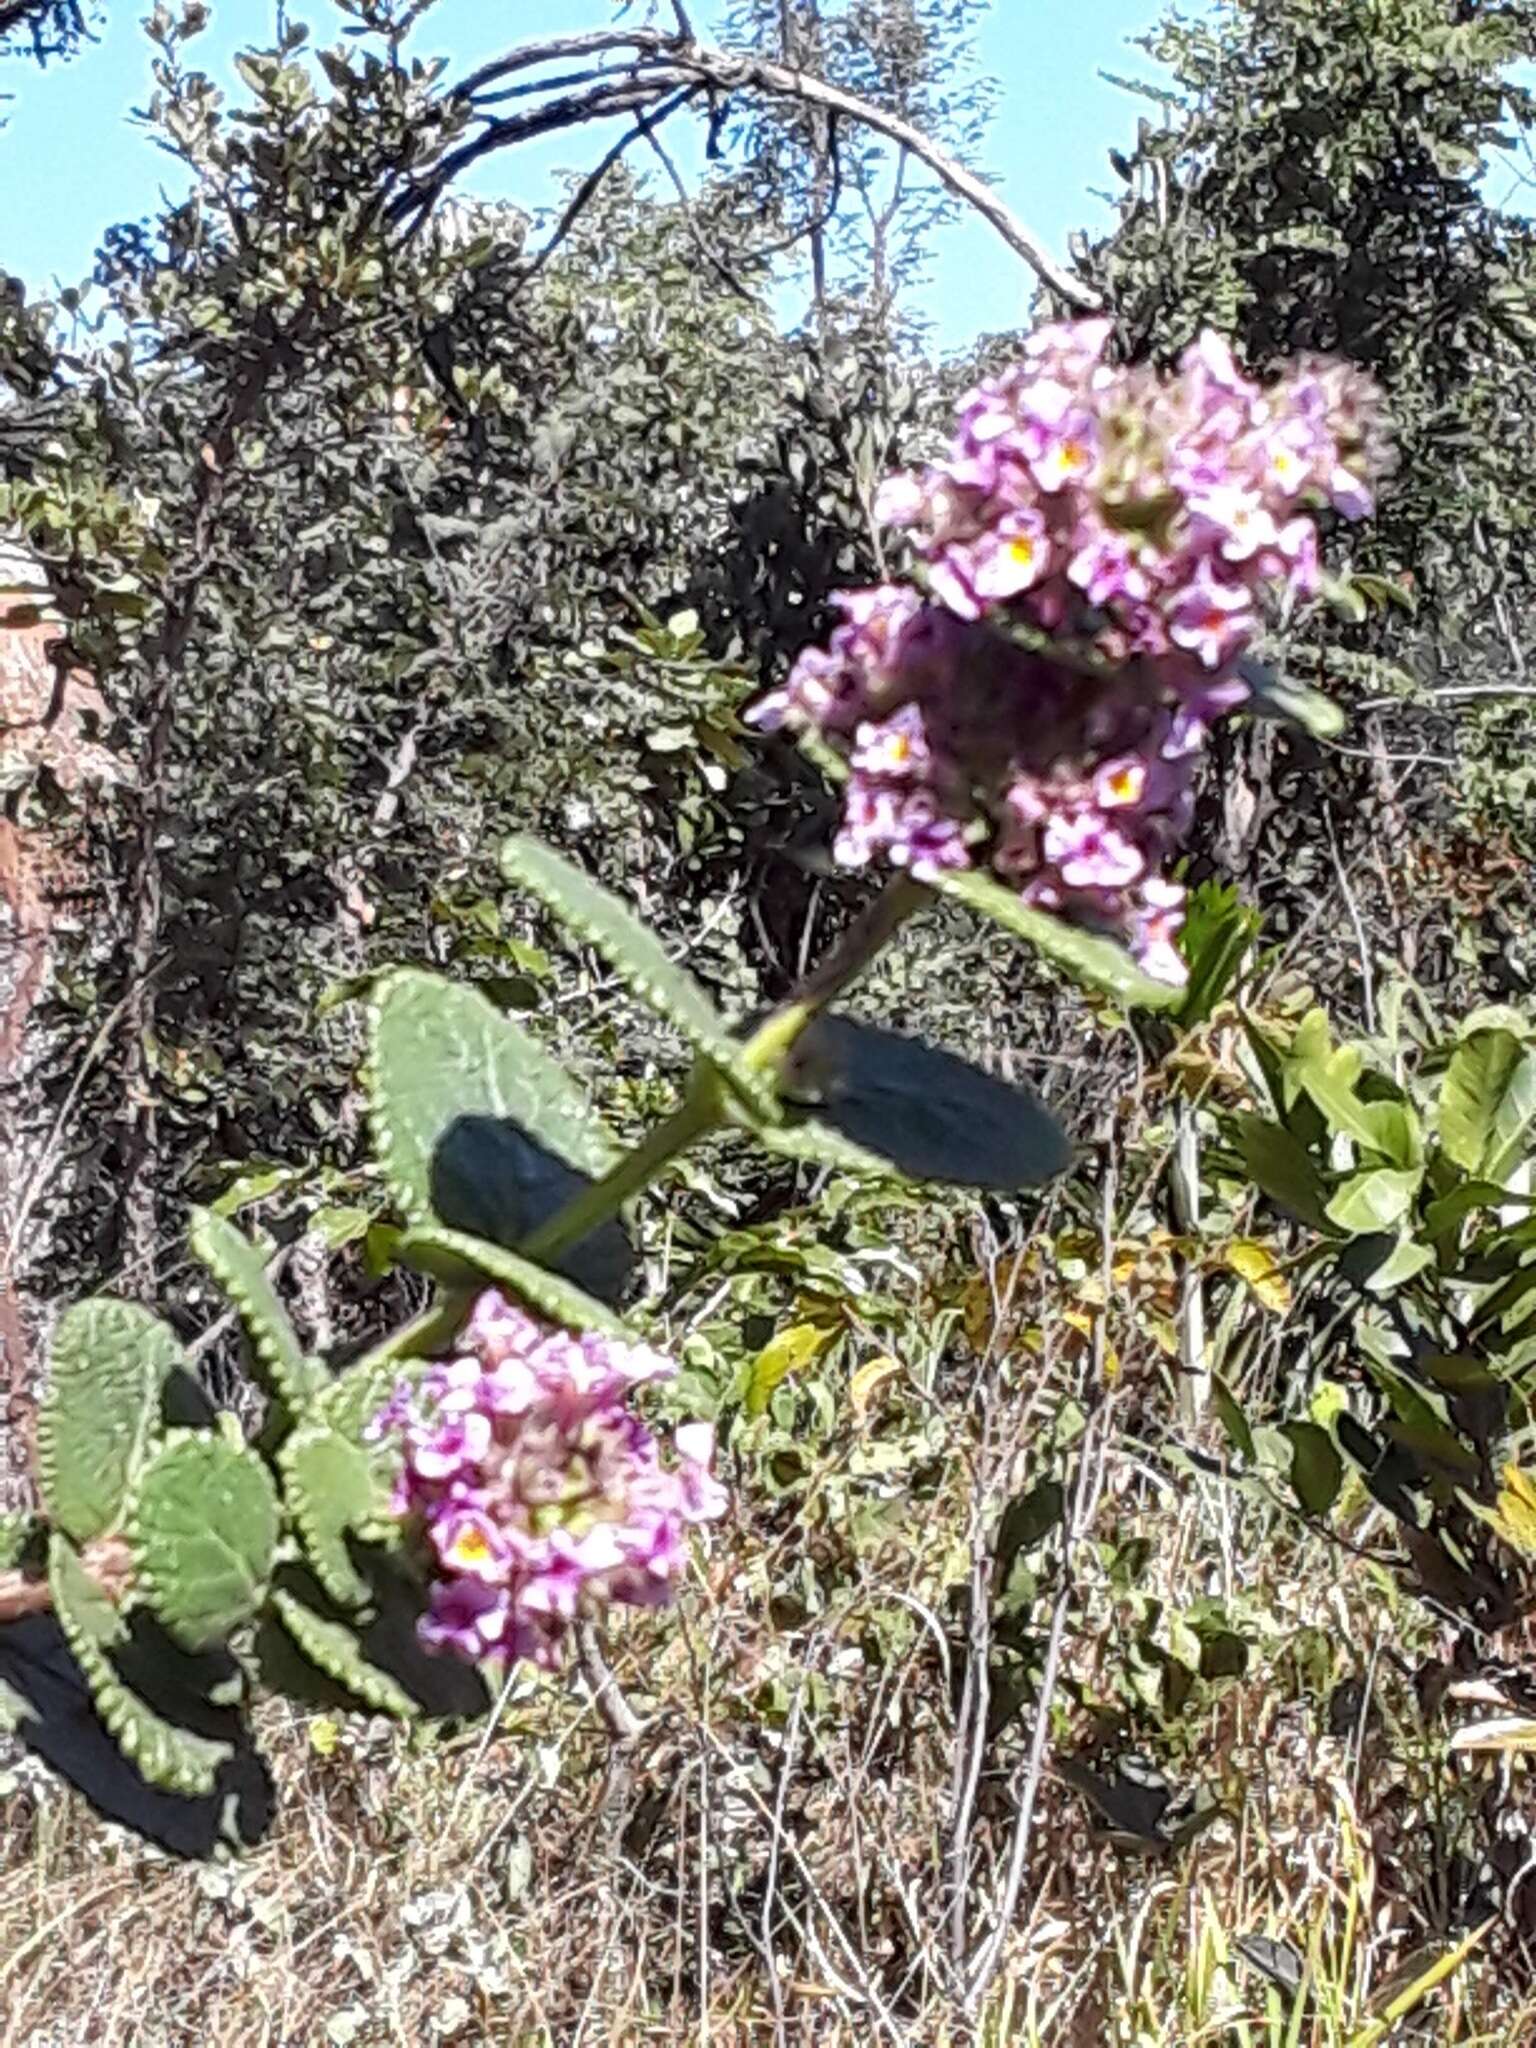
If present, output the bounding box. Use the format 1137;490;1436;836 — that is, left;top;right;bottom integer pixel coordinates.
8;1060;1536;2044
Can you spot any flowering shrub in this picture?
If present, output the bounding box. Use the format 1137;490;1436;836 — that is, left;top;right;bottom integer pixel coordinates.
1;320;1392;1858
372;1291;726;1668
751;322;1385;984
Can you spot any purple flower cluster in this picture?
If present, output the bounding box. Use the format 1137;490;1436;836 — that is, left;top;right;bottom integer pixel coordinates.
750;323;1384;985
371;1291;727;1668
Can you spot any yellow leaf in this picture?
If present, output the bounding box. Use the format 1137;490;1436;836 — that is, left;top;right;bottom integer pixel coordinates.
309;1716;340;1757
1221;1238;1292;1313
745;1320;836;1418
1482;1463;1536;1557
849;1354;900;1423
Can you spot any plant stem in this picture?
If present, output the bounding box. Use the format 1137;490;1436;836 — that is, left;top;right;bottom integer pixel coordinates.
736;875;930;1081
518;878;929;1270
519;1082;722;1267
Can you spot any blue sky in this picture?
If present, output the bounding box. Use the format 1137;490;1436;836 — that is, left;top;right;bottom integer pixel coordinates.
1;0;1173;351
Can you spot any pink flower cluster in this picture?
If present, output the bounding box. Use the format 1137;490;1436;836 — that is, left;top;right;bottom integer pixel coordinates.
371;1291;727;1668
750;323;1383;985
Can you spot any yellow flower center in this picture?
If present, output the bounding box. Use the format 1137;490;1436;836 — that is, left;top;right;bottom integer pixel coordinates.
449;1526;492;1567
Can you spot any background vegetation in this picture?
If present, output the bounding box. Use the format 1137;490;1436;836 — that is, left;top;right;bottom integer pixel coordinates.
3;0;1536;2039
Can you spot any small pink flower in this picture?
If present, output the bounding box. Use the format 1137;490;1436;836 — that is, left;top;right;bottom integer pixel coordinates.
373;1292;728;1671
1169;565;1253;667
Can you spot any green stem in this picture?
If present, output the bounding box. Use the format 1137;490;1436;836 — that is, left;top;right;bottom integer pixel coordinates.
515;878;929;1272
518;1081;722;1267
737;874;930;1081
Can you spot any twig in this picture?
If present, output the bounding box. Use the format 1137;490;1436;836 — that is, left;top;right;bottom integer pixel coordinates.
576;1618;643;1742
0;1533;132;1621
964;1166;1118;2007
517;85;700;288
421;29;1099;307
1325;801;1376;1035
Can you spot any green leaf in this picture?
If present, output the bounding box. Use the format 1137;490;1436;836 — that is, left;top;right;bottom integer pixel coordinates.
1295;1044;1383;1151
1325;1166;1423;1234
37;1299;185;1542
393;1223;632;1338
1362;1234;1435;1294
368;969;617;1228
744;1319;838;1418
130;1434;280;1649
1231;1113;1331;1230
278;1425;393;1610
189;1209;326;1413
1176;881;1260;1026
930;867;1181;1009
1238;657;1345;738
1282;1422;1343;1517
0;1512;34;1569
1212;1375;1255;1462
268;1590;419;1720
1440;1029;1525;1175
48;1535;230;1795
500;836;777;1118
776;1014;1074;1190
1484;1052;1536;1187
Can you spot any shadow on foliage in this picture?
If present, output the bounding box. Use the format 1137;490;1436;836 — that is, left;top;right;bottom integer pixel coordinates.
429;1113;635;1305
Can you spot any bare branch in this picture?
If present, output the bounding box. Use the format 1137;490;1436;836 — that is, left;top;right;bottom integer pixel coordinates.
425;28;1099;309
389;71;691;233
517;84;700;287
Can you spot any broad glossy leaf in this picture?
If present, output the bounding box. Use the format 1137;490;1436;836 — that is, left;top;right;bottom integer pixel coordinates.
929;867;1181;1009
777;1014;1075;1190
1440;1029;1525;1175
1325;1166;1422;1235
1231;1113;1331;1229
1483;1051;1536;1186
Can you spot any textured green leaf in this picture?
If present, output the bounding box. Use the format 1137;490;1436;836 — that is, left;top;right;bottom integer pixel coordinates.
1231;1113;1332;1230
1440;1029;1525;1175
1325;1166;1423;1235
1282;1422;1343;1517
189;1209;326;1412
753;1114;901;1178
393;1223;632;1338
279;1424;394;1609
930;867;1181;1009
499;835;778;1118
0;1512;36;1569
48;1536;230;1795
37;1299;185;1543
269;1590;419;1719
130;1434;280;1649
368;969;617;1227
